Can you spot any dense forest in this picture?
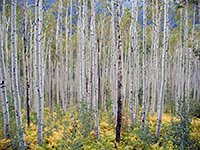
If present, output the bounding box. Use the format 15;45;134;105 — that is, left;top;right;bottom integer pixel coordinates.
0;0;200;149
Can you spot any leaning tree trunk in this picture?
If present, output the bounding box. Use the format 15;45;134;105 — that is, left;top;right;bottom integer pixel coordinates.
116;0;123;144
156;0;168;138
0;13;10;139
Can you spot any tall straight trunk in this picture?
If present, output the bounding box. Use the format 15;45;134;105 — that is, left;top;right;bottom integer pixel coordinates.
191;6;196;101
185;0;189;113
29;15;33;109
0;13;10;139
78;0;83;109
130;0;136;130
141;0;147;130
102;15;107;110
91;0;99;140
48;35;52;107
23;0;30;127
35;0;43;145
177;9;183;117
3;0;11;94
59;0;65;113
192;6;196;100
154;0;160;115
82;0;86;106
111;0;117;124
156;0;168;137
5;19;11;94
85;0;91;112
11;0;26;147
116;0;123;144
56;0;61;108
70;0;73;118
151;0;156;116
65;6;69;114
134;0;139;123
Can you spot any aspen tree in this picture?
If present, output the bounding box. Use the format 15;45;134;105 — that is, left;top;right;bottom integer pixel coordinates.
29;15;33;109
151;0;156;116
177;9;183;117
102;15;107;110
134;0;139;123
0;12;10;139
130;0;135;130
2;0;11;94
35;0;44;144
23;0;30;127
56;0;61;107
65;6;69;114
91;0;99;140
70;0;73;118
11;0;26;146
141;0;147;130
111;0;117;124
116;0;123;143
82;0;86;105
192;6;196;101
185;0;189;112
85;0;91;112
59;0;65;112
191;6;196;101
78;0;83;109
156;0;168;137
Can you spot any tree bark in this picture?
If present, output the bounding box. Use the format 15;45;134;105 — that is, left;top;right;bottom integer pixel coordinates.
156;0;168;137
116;0;123;144
91;0;99;140
141;0;147;130
11;0;26;147
0;11;10;139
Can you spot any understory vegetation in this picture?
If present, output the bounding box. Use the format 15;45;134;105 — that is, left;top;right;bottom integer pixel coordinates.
0;105;200;149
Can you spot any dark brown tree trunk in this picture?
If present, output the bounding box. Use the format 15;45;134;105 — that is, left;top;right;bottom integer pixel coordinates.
116;0;123;144
23;0;30;127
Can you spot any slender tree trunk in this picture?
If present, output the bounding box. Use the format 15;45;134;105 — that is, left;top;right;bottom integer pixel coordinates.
185;0;189;113
0;13;10;139
70;0;73;118
65;6;69;114
134;0;139;123
156;0;168;137
91;0;99;140
35;0;43;144
116;0;123;144
130;0;136;130
141;0;147;130
23;0;30;127
11;0;26;147
111;0;117;124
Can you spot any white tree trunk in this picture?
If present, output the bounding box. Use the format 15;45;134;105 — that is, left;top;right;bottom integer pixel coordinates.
141;0;147;130
156;0;168;137
91;0;99;140
11;0;26;146
0;14;10;139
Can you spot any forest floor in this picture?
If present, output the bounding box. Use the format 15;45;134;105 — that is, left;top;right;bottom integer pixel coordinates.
0;106;200;149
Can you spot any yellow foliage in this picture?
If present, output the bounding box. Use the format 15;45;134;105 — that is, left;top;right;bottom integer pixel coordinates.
0;139;11;149
100;122;109;129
